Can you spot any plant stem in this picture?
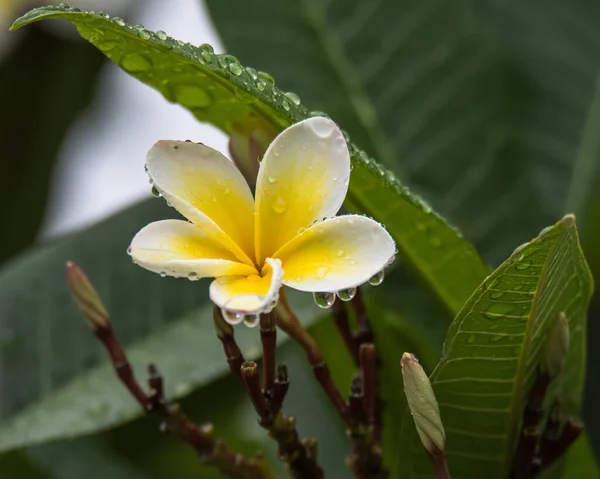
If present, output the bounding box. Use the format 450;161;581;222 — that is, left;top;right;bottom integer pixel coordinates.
93;322;273;479
429;450;451;479
213;307;245;384
332;299;358;363
260;313;277;392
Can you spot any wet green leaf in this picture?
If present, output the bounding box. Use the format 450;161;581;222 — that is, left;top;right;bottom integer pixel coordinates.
11;5;490;316
0;198;320;452
398;216;593;478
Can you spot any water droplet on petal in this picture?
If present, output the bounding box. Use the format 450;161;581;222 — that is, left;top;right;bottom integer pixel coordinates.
337;288;357;302
272;197;287;214
126;246;132;256
121;53;152;73
160;271;167;277
243;314;260;328
245;67;258;80
112;17;125;26
282;100;291;111
308;117;335;138
368;270;385;286
268;175;277;183
151;186;162;197
316;266;328;279
313;292;335;309
258;71;275;85
188;272;198;281
490;291;504;299
222;309;245;325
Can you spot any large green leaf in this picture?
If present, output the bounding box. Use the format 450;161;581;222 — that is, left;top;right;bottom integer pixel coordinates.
397;216;593;479
204;0;600;266
0;198;320;452
11;5;490;315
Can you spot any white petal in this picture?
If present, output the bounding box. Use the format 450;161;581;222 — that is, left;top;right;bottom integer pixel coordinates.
254;117;350;263
209;258;283;314
273;215;395;292
130;220;257;279
147;140;255;265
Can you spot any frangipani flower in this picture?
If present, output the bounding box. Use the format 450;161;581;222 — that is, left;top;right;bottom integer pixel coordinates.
129;117;396;324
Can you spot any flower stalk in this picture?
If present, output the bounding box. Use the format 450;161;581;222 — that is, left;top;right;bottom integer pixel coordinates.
66;262;274;479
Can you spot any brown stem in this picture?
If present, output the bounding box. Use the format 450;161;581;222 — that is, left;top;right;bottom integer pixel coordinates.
213;307;245;384
93;323;273;479
332;300;359;363
428;450;451;479
359;344;377;431
260;313;277;393
533;418;584;476
274;293;349;422
350;289;373;344
241;362;268;418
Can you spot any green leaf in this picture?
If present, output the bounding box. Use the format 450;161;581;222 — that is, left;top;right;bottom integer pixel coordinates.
11;5;490;316
397;215;593;478
0;198;320;452
561;434;600;479
204;0;600;266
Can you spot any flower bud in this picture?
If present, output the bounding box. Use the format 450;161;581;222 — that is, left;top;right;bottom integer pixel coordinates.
229;114;277;185
401;352;445;453
541;312;569;378
65;261;109;330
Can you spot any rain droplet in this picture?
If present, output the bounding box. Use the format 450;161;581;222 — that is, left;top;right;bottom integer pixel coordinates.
229;63;243;76
243;314;260;328
156;30;167;41
466;334;477;344
112;17;125;26
313;292;335;309
199;43;214;53
188;272;198;281
268;175;277;183
121;53;152;73
200;50;212;63
308;117;335;138
257;154;264;163
284;91;301;105
98;11;109;18
490;291;504;300
337;288;356;301
272;197;287;214
245;67;258;80
151;185;161;197
137;28;151;40
516;261;531;271
160;271;167;277
316;266;329;279
482;311;499;321
222;309;244;325
512;243;528;255
309;111;329;118
282;100;291;111
368;270;384;286
257;71;275;85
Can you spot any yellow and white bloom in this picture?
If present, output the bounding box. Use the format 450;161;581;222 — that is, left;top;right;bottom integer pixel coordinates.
129;117;396;324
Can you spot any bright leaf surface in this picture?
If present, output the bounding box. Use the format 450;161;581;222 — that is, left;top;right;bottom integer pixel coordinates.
397;215;593;478
0;199;320;452
11;5;490;316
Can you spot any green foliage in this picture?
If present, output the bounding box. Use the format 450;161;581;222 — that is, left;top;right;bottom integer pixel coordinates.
11;5;490;316
398;216;593;478
205;0;600;265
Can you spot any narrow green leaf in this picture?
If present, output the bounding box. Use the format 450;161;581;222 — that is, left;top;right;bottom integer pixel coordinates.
398;215;593;478
0;198;319;452
11;5;490;315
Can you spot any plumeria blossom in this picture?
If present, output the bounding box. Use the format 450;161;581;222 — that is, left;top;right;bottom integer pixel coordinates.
129;117;396;324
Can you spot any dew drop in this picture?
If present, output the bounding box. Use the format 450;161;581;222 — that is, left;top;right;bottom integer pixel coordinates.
516;261;531;271
222;309;245;325
151;185;161;197
313;292;335;309
156;30;168;41
200;50;212;63
121;53;152;73
112;16;125;26
137;28;151;40
199;43;214;53
268;175;277;183
229;63;243;76
282;100;291;111
308;117;335;138
272;197;287;214
160;271;167;277
257;71;275;85
337;287;357;302
284;91;301;105
126;246;132;256
336;249;344;257
466;334;477;344
368;270;385;286
243;314;260;328
309;111;329;118
257;154;264;163
297;227;306;235
245;67;258;80
490;334;504;343
173;84;212;108
490;291;504;300
98;11;109;18
512;242;528;255
482;311;499;321
316;266;329;279
188;272;198;281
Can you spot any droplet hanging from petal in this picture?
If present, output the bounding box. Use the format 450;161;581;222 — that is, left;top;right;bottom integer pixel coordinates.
368;270;385;286
337;288;357;302
313;292;335;309
243;314;260;328
222;309;245;325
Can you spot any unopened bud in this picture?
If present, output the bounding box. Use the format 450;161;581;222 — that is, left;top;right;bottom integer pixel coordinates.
541;312;569;378
401;352;445;453
65;261;109;330
229;114;277;185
